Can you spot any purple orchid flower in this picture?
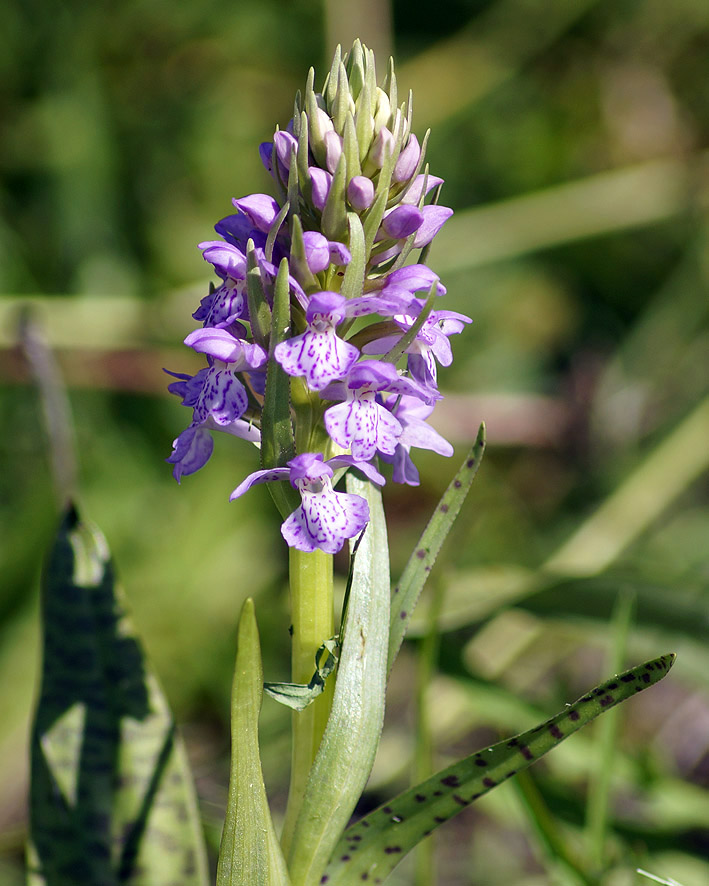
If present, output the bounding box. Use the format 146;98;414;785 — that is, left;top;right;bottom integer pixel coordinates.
165;364;262;482
230;453;384;553
193;278;248;328
274;291;360;390
321;361;435;461
363;300;472;391
379;394;454;485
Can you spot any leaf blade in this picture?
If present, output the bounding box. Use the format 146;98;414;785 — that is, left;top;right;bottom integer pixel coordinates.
323;653;676;886
27;505;209;886
389;424;486;668
216;598;290;886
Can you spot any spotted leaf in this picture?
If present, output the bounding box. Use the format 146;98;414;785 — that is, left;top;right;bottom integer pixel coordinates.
322;653;675;886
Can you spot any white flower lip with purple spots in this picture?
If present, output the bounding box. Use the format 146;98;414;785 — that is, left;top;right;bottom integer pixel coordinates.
274;291;360;391
230;453;383;554
322;362;436;462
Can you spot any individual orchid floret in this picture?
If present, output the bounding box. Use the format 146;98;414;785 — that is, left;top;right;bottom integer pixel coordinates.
199;241;247;280
231;194;281;234
230;453;383;553
309;167;332;210
381;205;424;240
363;301;472;391
413;205;454;248
400;174;444;206
165;366;262;482
193;278;248;328
274;291;359;391
322;361;435;462
380;394;454;486
167;416;261;483
393;134;420;183
302;232;351;274
215;213;267;252
347;175;375;211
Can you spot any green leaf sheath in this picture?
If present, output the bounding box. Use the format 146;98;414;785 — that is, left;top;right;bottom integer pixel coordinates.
27;505;209;886
261;256;299;519
285;476;390;886
217;599;290;886
389;425;486;669
322;653;675;886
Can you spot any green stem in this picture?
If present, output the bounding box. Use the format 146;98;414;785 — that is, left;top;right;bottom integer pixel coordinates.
281;547;335;856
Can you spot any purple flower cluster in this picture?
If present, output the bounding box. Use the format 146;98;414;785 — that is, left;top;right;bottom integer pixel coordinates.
167;42;470;553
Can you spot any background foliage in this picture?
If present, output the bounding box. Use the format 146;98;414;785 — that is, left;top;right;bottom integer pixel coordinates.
1;1;708;883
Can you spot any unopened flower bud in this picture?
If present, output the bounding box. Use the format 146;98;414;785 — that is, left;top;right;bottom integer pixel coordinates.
366;126;394;171
309;167;332;210
324;130;343;174
381;205;424;239
347;175;375;210
393;134;420;183
373;87;391;134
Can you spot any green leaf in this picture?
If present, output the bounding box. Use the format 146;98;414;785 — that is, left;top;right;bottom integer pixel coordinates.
263;639;338;712
27;505;209;886
285;475;390;886
322;653;676;886
389;425;486;669
216;598;290;886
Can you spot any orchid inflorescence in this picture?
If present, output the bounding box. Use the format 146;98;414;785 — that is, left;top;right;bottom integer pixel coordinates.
167;40;470;554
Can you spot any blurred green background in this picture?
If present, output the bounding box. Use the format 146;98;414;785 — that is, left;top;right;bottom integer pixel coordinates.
2;1;709;883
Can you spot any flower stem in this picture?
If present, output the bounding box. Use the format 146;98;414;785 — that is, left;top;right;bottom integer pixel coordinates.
281;547;335;855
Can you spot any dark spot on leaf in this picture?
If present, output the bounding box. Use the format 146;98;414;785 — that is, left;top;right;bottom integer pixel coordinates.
505;770;517;779
641;673;650;684
416;549;426;559
466;459;475;468
483;777;496;788
400;611;407;619
362;821;370;827
507;738;518;747
550;724;562;739
415;793;426;803
433;790;442;796
474;756;487;767
568;710;580;721
580;695;593;702
441;774;460;787
471;792;482;800
454;480;462;488
453;794;469;806
361;875;369;881
341;855;350;862
434;816;446;823
383;806;392;814
621;673;636;682
440;503;449;513
599;694;614;707
384;846;402;854
352;834;362;841
520;745;533;760
607;682;618;690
